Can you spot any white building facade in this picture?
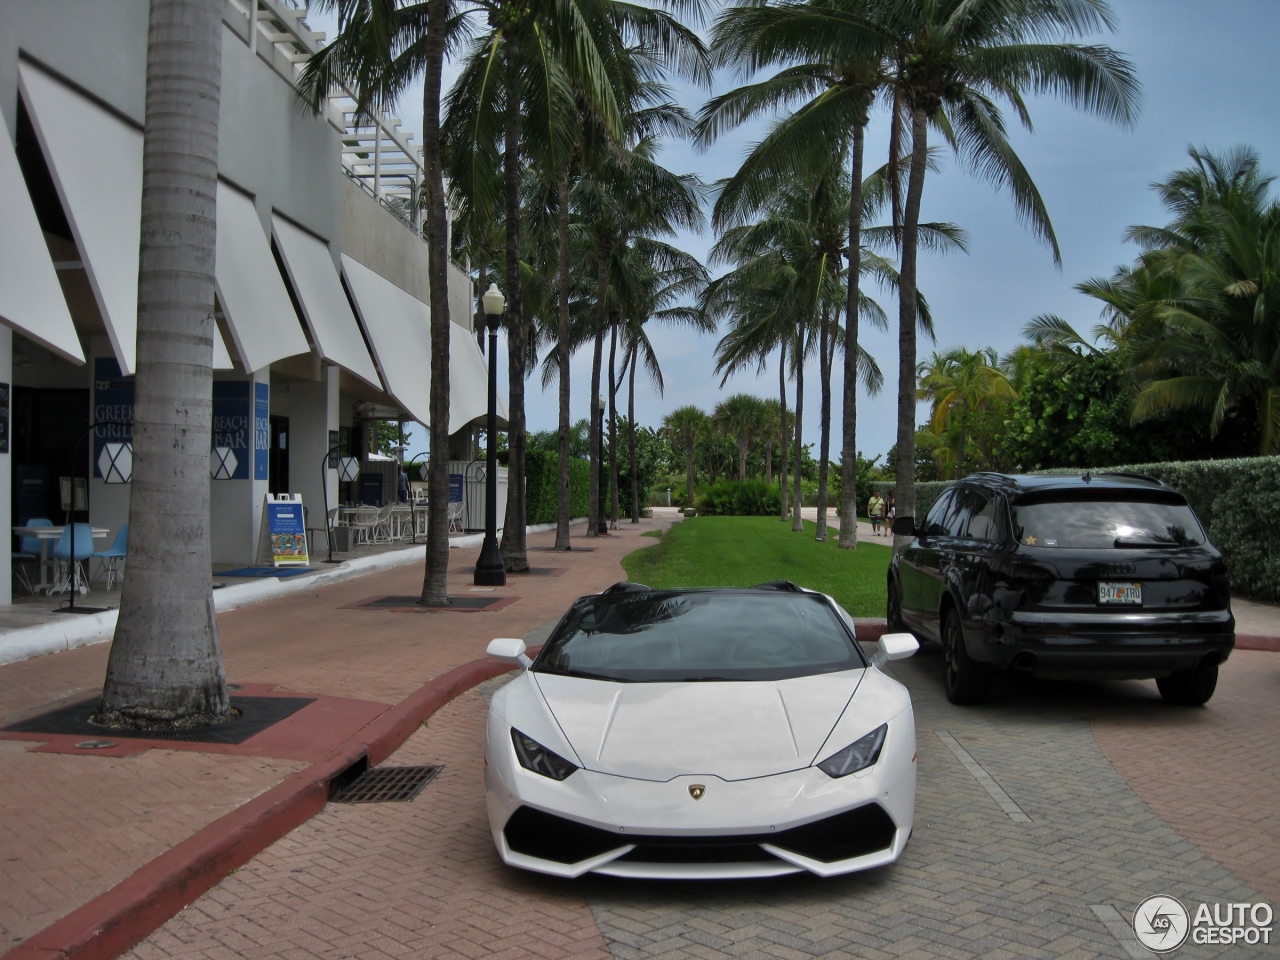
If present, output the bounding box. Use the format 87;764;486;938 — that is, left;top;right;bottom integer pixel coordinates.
0;0;497;603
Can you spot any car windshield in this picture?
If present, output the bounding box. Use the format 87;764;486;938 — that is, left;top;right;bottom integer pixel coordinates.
534;590;865;682
1011;497;1206;549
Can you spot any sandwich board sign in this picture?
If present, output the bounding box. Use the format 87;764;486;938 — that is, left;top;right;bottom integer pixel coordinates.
261;493;309;566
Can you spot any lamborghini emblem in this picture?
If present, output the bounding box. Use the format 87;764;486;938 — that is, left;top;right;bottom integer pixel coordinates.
688;784;706;800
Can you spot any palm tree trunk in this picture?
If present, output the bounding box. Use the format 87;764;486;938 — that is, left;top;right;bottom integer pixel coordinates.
554;168;571;550
816;306;832;542
628;352;639;523
839;122;865;549
607;318;619;528
778;341;789;520
738;438;747;481
587;251;607;537
499;39;529;572
684;445;694;509
417;0;452;604
792;327;805;533
764;441;772;483
99;0;228;725
895;108;928;536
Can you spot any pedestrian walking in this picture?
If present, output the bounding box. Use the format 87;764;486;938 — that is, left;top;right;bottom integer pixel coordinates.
868;490;886;536
887;494;896;533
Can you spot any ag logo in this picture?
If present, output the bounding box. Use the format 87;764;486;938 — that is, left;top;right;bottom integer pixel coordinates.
1133;895;1190;952
688;784;706;800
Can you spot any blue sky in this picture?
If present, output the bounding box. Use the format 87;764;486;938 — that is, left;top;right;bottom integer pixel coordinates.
310;0;1280;462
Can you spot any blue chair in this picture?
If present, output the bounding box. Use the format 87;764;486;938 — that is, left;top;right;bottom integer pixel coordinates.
51;523;94;595
12;518;53;594
91;523;128;591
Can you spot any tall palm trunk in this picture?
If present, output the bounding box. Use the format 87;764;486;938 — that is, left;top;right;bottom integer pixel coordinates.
554;168;572;550
815;306;832;541
607;319;619;528
791;327;805;533
587;250;608;537
737;436;747;480
895;108;928;536
628;352;639;523
778;341;788;520
99;0;227;724
684;442;694;509
418;0;452;604
839;123;865;549
500;40;529;572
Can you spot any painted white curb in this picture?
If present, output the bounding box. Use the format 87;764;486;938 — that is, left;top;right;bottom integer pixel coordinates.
0;518;589;667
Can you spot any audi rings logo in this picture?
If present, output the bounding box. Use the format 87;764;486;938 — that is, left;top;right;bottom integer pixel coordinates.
1133;896;1190;953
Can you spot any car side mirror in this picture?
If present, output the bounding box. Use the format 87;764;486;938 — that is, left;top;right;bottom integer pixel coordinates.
486;637;532;669
875;632;919;663
891;516;916;537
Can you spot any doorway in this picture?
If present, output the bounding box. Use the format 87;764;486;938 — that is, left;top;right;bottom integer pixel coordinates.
269;415;289;495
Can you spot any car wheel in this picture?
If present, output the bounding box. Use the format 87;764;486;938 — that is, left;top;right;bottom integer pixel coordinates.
886;579;905;632
942;609;991;705
1156;658;1219;706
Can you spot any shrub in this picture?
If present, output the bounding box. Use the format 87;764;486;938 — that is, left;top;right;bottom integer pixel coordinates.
696;479;782;516
524;450;590;525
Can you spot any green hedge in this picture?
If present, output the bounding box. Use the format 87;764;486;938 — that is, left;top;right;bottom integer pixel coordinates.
696;479;782;516
874;458;1280;601
524;450;590;525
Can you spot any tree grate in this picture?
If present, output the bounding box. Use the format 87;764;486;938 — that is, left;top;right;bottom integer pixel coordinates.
331;764;442;803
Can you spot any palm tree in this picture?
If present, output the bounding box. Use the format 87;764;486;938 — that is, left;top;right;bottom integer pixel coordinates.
97;0;228;727
662;405;708;507
877;0;1140;527
714;393;769;480
299;0;456;604
917;346;1015;476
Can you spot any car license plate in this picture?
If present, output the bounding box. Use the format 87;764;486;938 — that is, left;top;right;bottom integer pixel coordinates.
1099;582;1142;605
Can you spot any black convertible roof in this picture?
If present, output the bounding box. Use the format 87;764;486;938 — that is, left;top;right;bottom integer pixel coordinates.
962;472;1172;497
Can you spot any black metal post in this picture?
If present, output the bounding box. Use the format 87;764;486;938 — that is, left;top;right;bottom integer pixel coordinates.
321;443;342;563
56;419;131;614
474;314;506;585
597;401;608;535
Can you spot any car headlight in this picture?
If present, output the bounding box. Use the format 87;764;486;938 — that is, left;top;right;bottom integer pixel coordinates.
817;724;887;778
510;729;579;780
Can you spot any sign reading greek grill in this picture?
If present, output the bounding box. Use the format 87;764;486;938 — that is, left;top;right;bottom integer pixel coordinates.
93;358;133;478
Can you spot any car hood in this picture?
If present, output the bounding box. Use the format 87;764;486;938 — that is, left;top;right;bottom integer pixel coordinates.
532;669;865;782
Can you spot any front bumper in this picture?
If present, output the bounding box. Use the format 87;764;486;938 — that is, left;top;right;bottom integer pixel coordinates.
975;609;1234;678
485;711;916;880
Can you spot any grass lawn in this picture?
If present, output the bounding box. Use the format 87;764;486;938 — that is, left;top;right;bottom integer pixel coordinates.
622;516;891;617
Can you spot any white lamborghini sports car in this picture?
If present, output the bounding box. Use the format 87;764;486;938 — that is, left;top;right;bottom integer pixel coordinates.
483;581;919;880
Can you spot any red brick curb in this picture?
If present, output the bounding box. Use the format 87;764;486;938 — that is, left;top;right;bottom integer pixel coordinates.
2;655;522;960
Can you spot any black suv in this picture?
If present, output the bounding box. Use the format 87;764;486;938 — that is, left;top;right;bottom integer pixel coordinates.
888;473;1234;706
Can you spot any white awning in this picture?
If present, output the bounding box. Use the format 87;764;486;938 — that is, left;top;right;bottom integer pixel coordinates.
19;62;141;374
215;182;309;373
271;215;380;388
341;254;505;432
0;105;83;364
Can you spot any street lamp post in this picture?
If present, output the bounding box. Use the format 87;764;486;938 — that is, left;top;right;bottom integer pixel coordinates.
474;283;507;586
597;394;608;535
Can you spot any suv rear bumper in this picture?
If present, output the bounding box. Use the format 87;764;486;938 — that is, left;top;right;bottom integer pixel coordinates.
973;609;1234;679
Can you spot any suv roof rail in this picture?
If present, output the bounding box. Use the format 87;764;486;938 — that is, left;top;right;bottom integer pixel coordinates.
752;580;809;593
1095;472;1166;486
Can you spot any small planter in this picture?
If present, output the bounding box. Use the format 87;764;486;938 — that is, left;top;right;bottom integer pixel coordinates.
640;508;653;518
682;507;698;517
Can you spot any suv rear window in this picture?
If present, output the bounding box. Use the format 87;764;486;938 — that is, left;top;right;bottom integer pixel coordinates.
1010;498;1205;549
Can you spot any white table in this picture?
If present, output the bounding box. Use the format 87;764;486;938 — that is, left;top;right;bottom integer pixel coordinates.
12;526;109;594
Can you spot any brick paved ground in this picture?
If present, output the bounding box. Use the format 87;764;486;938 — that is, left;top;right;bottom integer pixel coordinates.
0;519;662;949
122;631;1277;960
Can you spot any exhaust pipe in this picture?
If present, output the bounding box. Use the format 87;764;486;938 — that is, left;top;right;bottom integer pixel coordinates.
1011;652;1037;672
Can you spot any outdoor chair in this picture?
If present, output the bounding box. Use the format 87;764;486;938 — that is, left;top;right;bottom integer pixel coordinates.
372;503;397;543
51;523;94;595
12;517;52;594
91;523;128;591
447;501;465;534
349;506;380;545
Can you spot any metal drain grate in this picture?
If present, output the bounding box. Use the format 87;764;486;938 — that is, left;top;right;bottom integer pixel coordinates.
331;764;442;803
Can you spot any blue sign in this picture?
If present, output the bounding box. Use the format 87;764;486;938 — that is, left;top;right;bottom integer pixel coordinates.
93;358;134;478
211;382;251;480
266;497;309;565
253;381;269;480
449;473;464;503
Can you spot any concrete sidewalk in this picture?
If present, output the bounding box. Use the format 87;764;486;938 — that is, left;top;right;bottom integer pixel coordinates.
0;515;675;957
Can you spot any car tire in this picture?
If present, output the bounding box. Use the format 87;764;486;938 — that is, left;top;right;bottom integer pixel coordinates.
1156;658;1219;706
887;579;905;632
942;609;991;705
